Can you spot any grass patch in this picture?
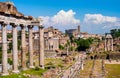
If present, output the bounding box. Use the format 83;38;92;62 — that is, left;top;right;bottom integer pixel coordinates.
45;58;63;66
79;60;93;77
45;58;75;70
45;58;64;69
105;64;120;78
21;68;47;77
0;74;27;78
0;68;47;78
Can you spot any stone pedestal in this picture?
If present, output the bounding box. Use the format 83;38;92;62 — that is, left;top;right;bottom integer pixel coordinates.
28;25;34;68
39;26;44;69
1;23;9;76
12;24;19;73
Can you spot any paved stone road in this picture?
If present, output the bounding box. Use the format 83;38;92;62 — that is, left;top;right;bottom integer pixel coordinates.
59;54;86;78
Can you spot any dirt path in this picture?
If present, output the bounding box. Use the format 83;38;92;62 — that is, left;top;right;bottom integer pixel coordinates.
79;60;93;78
79;60;105;78
92;60;104;78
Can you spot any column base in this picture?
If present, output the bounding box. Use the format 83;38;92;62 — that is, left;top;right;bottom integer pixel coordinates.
12;70;19;73
29;66;35;68
39;65;44;69
1;72;9;76
21;67;27;71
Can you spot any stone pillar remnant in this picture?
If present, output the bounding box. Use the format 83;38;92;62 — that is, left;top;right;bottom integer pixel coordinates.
28;25;34;68
21;25;27;70
39;25;44;69
104;33;113;51
12;24;19;73
1;23;9;76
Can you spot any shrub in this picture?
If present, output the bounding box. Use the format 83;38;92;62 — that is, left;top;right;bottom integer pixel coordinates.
34;66;40;71
8;58;13;65
58;64;64;68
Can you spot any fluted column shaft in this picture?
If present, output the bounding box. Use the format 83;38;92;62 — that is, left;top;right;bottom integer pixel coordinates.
28;25;34;68
12;24;19;73
21;26;26;69
1;23;9;76
39;26;44;69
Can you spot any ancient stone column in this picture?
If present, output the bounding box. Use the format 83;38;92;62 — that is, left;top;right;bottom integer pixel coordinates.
28;25;34;68
21;25;27;70
1;23;9;76
39;25;44;69
107;39;110;51
104;39;107;51
12;24;19;73
81;57;84;70
111;38;113;51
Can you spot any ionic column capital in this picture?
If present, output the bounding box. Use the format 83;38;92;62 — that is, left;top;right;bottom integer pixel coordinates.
39;25;44;29
0;22;7;27
10;23;17;27
20;25;26;29
28;25;34;29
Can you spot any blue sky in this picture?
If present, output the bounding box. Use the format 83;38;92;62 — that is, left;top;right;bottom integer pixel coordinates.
1;0;120;34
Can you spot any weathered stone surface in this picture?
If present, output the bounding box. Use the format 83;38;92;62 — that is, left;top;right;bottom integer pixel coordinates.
0;2;33;20
0;2;23;16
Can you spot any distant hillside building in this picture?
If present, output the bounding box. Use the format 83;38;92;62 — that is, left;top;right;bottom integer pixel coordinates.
80;32;102;40
44;26;63;51
33;26;68;52
65;25;80;39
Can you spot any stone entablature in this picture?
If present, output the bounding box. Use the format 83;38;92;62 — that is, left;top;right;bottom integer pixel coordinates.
0;2;32;19
0;15;31;26
0;2;42;26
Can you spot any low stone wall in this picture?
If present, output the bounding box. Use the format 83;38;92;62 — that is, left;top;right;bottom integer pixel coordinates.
88;52;120;60
105;60;120;64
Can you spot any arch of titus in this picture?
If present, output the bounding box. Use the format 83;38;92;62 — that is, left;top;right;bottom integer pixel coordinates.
0;2;44;75
104;33;113;51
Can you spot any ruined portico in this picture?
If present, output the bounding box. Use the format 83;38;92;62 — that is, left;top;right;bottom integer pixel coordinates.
0;2;44;75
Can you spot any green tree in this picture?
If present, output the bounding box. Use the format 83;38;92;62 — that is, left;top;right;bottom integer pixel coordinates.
110;29;120;38
18;31;21;50
59;44;64;50
7;33;12;38
75;38;92;51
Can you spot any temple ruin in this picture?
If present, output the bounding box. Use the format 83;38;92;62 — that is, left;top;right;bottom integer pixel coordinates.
0;2;44;75
104;33;113;51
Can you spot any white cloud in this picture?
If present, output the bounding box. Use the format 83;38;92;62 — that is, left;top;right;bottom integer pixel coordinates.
39;16;51;26
39;10;80;27
83;14;120;28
